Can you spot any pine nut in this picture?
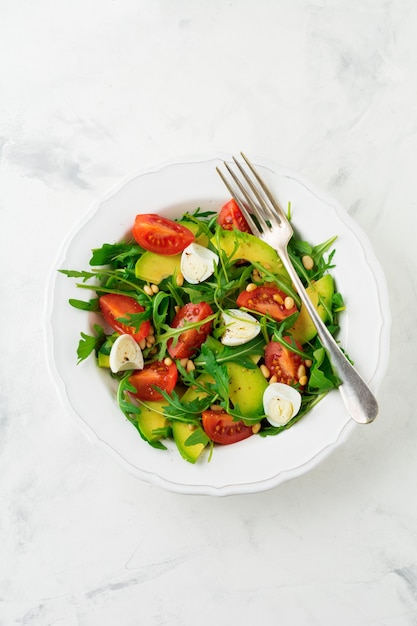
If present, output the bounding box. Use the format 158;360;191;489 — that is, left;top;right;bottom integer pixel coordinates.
180;358;188;368
273;293;284;304
284;296;294;310
269;375;278;384
174;305;180;313
252;269;261;281
148;325;155;335
260;364;270;378
246;283;257;292
139;339;147;350
176;273;184;287
143;284;153;296
210;404;223;412
146;335;156;345
299;375;308;386
252;423;261;434
297;364;306;379
186;359;195;372
163;357;173;366
151;283;159;294
302;255;314;270
304;359;312;368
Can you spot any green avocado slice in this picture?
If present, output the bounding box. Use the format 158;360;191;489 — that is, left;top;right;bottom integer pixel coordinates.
212;229;289;279
135;251;181;284
172;421;207;463
290;274;334;344
136;400;169;443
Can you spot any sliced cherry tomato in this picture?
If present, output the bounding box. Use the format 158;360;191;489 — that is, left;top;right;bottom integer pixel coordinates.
264;337;305;386
99;294;151;342
132;214;194;255
129;361;178;402
236;284;297;321
217;199;252;233
167;302;213;360
202;409;253;445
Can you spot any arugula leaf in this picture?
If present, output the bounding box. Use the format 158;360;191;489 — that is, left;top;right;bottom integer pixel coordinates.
180;208;217;240
117;309;152;332
181;283;217;305
76;324;105;363
90;241;144;267
312;237;337;266
194;335;265;369
98;333;119;356
188;207;217;220
142;437;167;450
157;388;212;423
308;347;340;392
59;269;97;282
69;298;99;311
151;426;172;439
116;376;142;419
287;251;311;287
332;292;345;313
289;235;337;266
199;344;229;404
151;291;171;333
289;235;338;284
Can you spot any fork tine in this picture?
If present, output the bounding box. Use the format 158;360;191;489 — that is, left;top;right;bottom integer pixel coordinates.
216;164;267;232
240;152;288;224
216;166;252;224
232;157;278;229
227;160;272;232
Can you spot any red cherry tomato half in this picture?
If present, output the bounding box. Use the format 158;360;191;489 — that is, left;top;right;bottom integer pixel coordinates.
264;337;305;387
202;409;253;445
167;302;214;360
132;214;194;255
236;285;297;321
129;361;178;402
217;199;252;233
99;294;151;342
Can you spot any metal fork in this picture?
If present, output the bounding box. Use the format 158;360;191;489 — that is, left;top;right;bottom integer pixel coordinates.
217;153;378;424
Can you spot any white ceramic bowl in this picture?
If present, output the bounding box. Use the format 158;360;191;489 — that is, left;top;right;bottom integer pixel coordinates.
45;155;390;496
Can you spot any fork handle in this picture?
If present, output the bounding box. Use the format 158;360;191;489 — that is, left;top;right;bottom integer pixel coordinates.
280;249;378;424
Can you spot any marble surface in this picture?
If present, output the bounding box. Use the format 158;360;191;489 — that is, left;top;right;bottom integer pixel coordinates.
1;1;416;624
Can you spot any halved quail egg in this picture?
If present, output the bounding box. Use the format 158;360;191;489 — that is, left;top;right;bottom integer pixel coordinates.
109;334;144;374
180;242;219;284
220;309;261;346
263;382;302;426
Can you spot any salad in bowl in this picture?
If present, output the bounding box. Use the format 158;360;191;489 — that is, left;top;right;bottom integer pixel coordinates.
60;198;343;464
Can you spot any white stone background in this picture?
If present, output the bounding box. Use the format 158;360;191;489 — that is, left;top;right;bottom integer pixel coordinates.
1;1;416;624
